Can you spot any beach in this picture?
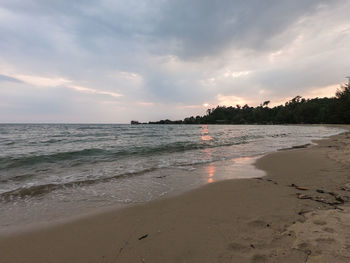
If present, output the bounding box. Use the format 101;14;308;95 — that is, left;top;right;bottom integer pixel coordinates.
2;0;350;262
1;126;350;263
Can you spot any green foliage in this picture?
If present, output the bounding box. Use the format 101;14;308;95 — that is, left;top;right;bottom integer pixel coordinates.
149;81;350;124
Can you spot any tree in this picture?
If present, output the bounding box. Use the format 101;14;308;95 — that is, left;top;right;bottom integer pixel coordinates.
263;101;270;107
149;78;350;125
335;79;350;123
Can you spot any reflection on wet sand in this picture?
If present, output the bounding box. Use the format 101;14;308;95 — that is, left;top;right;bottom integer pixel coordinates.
206;164;215;183
233;156;256;164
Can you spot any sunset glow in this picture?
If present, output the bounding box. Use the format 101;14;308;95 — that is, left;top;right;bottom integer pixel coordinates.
0;1;349;123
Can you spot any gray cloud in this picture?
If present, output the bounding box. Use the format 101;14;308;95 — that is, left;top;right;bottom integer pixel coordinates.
152;0;334;58
0;0;349;122
0;74;22;83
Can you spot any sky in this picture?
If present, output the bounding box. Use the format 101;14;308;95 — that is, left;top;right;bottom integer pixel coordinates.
0;0;350;123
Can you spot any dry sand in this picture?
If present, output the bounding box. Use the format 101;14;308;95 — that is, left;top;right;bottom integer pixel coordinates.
1;126;350;263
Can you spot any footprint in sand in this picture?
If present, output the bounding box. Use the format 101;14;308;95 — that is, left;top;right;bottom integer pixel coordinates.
286;207;350;260
315;237;336;244
322;227;335;233
312;219;327;225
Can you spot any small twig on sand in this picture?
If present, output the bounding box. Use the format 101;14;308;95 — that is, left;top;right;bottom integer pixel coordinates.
138;234;149;240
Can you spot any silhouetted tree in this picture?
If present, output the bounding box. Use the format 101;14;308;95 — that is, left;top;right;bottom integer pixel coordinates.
148;79;350;125
263;101;270;107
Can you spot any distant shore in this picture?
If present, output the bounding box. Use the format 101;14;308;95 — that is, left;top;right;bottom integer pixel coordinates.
1;125;350;262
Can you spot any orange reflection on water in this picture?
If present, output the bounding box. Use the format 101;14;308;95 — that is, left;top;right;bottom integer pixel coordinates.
201;125;212;141
201;135;212;141
201;125;215;182
206;164;216;183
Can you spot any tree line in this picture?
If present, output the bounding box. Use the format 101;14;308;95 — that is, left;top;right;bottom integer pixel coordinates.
148;81;350;125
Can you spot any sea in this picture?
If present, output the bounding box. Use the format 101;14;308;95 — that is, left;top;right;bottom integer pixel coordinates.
0;124;345;232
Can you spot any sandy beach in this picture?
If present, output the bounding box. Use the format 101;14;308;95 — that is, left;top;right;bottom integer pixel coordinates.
1;126;350;263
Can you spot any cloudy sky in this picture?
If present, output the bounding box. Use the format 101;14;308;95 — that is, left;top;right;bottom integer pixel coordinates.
0;0;349;123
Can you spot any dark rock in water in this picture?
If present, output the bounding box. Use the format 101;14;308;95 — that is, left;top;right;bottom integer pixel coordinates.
131;120;140;125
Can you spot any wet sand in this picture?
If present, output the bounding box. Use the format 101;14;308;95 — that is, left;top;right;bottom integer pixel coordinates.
1;126;350;263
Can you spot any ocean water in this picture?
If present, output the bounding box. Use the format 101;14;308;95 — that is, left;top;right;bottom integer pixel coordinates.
0;124;345;231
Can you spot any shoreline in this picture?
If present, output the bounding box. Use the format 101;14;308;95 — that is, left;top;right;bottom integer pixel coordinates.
0;124;344;235
0;154;265;236
1;126;350;262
